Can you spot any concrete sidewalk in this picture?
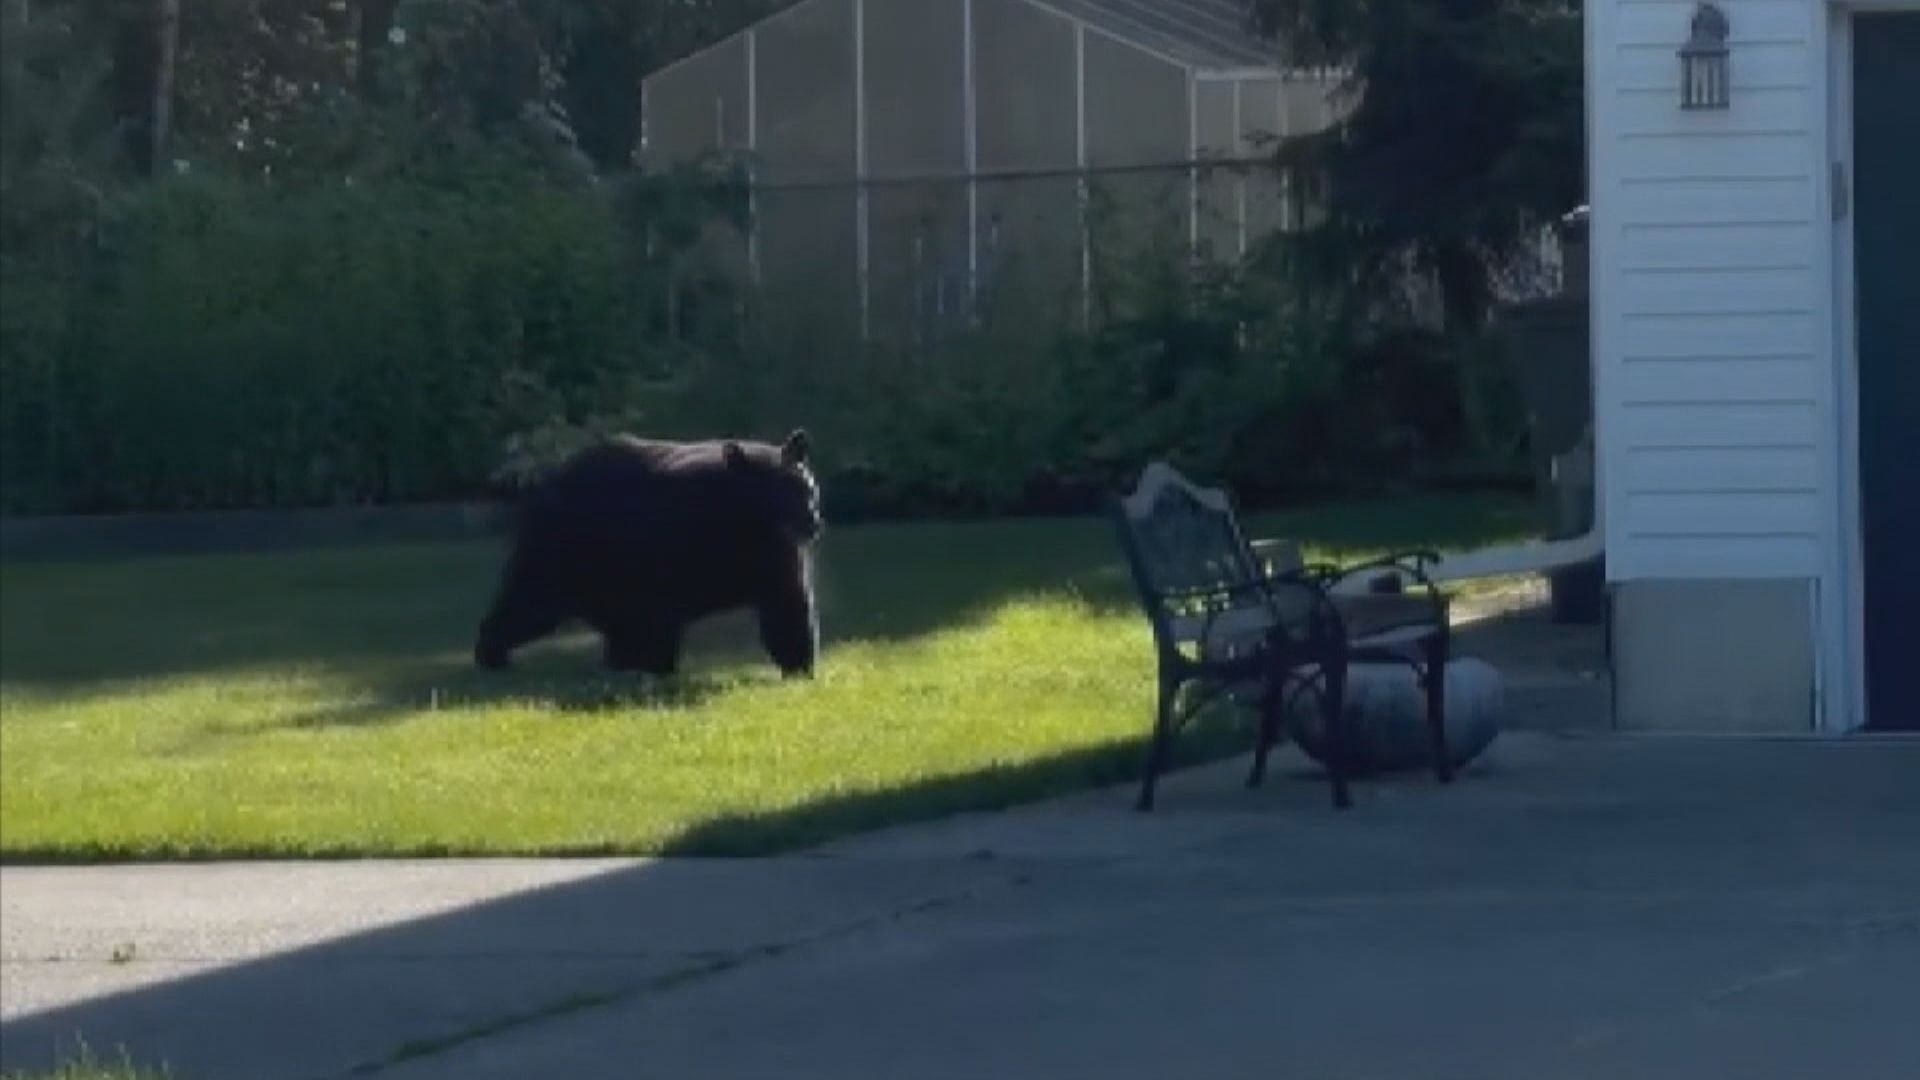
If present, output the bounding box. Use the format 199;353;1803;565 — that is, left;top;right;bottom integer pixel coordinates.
4;732;1918;1079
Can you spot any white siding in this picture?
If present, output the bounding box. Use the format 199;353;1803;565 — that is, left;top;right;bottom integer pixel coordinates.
1590;0;1829;580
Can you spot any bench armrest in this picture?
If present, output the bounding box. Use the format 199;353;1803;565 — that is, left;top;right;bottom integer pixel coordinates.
1282;551;1444;623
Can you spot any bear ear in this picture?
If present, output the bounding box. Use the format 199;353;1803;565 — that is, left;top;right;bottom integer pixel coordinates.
780;428;810;467
723;441;748;468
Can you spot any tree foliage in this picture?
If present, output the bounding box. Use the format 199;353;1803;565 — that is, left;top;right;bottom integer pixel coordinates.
1;0;116;240
1249;0;1584;331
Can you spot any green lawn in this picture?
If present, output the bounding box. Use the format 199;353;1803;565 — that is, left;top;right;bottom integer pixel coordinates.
0;495;1535;861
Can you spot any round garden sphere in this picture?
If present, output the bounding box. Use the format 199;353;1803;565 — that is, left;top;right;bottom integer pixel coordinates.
1285;657;1505;776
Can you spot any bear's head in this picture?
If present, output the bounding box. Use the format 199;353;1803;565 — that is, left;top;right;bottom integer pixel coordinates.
724;429;823;545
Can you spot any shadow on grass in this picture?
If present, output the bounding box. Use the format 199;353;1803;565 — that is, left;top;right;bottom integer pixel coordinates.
252;666;757;735
0;494;1539;698
655;715;1252;857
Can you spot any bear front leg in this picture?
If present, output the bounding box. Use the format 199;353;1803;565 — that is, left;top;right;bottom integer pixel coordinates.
756;576;818;679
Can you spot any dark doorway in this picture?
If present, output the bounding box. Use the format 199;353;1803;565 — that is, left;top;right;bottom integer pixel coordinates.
1853;13;1920;730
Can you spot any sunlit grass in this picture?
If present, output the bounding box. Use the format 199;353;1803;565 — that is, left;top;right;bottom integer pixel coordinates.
0;495;1536;860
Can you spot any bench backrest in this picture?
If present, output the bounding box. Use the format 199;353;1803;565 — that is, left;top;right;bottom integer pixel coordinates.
1113;463;1302;663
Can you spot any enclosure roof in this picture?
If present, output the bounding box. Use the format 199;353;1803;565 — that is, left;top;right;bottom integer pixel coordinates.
644;0;1282;83
1043;0;1278;69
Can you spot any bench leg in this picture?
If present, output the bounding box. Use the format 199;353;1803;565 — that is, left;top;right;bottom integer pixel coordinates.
1322;660;1354;810
1248;674;1286;790
1424;633;1454;784
1137;676;1179;812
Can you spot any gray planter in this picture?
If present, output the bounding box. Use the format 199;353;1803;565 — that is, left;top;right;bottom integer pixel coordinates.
1286;658;1505;776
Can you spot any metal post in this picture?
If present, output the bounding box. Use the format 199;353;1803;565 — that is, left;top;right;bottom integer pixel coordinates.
1076;22;1090;329
853;0;870;339
747;28;760;286
1276;78;1292;229
963;0;978;317
1186;72;1199;259
1233;79;1247;259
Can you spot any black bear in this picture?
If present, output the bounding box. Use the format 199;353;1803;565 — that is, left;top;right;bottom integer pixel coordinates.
474;429;823;678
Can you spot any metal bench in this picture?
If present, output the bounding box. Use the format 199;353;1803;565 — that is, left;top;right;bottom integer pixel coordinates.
1111;463;1456;810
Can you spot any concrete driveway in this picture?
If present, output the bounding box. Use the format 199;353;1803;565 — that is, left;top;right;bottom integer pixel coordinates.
4;732;1918;1080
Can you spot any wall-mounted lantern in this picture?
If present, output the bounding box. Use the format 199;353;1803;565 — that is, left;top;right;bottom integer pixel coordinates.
1679;3;1731;110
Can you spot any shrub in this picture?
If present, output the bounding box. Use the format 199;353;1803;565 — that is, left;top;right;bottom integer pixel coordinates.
1;158;664;512
0;157;1524;519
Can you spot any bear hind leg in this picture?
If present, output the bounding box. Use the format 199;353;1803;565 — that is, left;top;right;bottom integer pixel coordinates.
602;623;683;677
475;603;566;671
474;550;569;671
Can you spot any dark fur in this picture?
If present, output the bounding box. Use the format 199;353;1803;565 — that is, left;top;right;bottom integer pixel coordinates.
474;430;823;677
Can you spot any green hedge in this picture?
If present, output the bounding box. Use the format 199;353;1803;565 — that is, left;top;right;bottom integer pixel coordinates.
2;167;654;513
0;165;1525;520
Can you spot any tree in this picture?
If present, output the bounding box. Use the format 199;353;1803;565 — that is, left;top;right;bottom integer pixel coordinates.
352;0;786;173
164;0;356;176
1248;0;1583;333
356;0;402;101
85;0;178;175
1;0;116;239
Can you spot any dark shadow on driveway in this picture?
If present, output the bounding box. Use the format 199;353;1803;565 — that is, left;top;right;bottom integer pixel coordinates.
4;735;1919;1080
0;724;1256;1080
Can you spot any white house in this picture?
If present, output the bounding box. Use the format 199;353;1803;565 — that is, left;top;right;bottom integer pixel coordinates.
1587;0;1917;732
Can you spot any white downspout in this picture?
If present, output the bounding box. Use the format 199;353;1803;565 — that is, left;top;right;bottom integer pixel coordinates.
1419;522;1603;587
1327;437;1604;593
